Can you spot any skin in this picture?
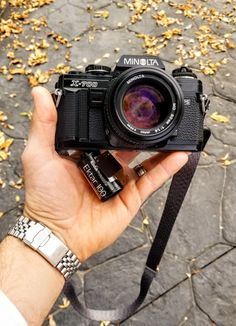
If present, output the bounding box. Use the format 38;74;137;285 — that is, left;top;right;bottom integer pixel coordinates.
0;87;188;325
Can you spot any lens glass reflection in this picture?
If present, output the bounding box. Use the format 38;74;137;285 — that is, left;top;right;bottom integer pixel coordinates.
122;85;166;130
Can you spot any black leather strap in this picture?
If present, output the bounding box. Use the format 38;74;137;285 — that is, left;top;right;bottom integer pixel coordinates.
64;152;200;323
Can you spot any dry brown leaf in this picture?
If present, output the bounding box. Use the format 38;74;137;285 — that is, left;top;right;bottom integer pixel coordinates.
3;123;14;129
0;1;7;9
221;153;229;161
0;130;13;161
163;28;182;40
142;217;149;226
222;159;232;166
220;153;232;166
9;177;23;189
0;178;6;188
153;10;181;27
0;111;8;122
0;132;14;155
28;70;50;87
48;31;69;45
20;111;32;119
100;322;111;326
58;297;70;309
94;10;110;19
210;112;230;123
48;314;57;326
8;67;27;75
28;49;48;66
0;151;8;160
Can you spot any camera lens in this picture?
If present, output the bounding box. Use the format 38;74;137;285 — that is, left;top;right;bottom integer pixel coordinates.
122;85;168;130
106;67;184;146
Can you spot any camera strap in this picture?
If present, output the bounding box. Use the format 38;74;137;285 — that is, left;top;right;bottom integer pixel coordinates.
64;151;200;323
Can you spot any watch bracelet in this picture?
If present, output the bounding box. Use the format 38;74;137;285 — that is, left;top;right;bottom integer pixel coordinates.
8;216;81;280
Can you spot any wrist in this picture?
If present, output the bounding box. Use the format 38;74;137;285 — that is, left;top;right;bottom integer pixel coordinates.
23;207;67;243
9;215;81;280
23;207;89;262
0;236;65;325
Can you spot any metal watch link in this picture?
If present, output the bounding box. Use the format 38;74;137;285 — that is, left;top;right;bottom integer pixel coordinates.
8;216;81;280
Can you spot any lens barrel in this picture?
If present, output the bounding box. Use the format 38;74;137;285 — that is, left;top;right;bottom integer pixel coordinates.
106;67;184;146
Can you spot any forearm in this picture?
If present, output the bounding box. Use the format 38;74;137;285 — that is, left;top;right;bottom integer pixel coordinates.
0;236;65;326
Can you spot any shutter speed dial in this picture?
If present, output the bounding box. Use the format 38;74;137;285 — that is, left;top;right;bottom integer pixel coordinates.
85;65;111;74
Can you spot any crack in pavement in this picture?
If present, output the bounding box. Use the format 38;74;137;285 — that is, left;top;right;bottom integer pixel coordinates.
119;245;234;324
0;204;23;220
190;247;236;326
80;242;150;273
212;86;236;104
0;129;26;141
208;130;236;149
219;167;227;239
190;271;217;325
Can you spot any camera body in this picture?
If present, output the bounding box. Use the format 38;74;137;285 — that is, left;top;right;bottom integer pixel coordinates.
55;55;209;153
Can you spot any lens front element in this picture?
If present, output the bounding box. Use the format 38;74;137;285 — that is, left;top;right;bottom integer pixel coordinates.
106;67;184;145
123;85;166;129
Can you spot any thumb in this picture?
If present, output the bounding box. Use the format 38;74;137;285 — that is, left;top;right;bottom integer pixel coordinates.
27;86;57;154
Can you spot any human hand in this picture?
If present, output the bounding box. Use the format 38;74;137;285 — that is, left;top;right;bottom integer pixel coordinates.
22;86;188;262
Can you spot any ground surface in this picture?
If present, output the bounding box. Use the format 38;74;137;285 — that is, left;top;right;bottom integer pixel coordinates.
0;1;236;325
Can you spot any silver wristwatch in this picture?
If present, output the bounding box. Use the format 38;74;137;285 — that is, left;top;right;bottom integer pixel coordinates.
8;216;81;280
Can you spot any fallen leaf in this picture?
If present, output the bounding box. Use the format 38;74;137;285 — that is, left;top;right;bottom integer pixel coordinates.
58;297;70;309
28;49;48;66
103;53;110;58
0;131;14;161
142;217;149;226
48;314;57;326
221;153;229;161
0;178;6;188
210;112;230;123
94;10;110;19
0;111;8;122
220;154;232;166
20;111;32;119
100;322;110;326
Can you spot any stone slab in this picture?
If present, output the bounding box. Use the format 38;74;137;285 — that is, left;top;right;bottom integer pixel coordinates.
83;246;188;310
123;280;193;326
192;248;236;326
69;0;112;10
213;59;236;103
222;164;236;244
47;4;91;39
0;159;24;214
205;96;236;148
182;307;213;326
92;3;131;30
80;211;148;270
191;243;233;271
0;207;22;241
70;28;143;69
0;76;31;139
146;165;223;259
1;1;236;326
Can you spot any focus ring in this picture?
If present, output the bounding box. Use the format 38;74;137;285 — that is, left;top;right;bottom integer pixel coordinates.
105;67;184;146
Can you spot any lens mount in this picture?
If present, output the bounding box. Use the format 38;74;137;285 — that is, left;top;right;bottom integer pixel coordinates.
106;67;184;146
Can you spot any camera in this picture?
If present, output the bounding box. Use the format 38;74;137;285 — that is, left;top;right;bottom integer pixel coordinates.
54;55;210;153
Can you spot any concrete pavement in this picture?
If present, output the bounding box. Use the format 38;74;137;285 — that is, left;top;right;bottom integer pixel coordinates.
0;1;236;325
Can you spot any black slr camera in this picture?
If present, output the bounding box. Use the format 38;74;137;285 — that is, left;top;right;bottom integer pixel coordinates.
54;55;210;153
